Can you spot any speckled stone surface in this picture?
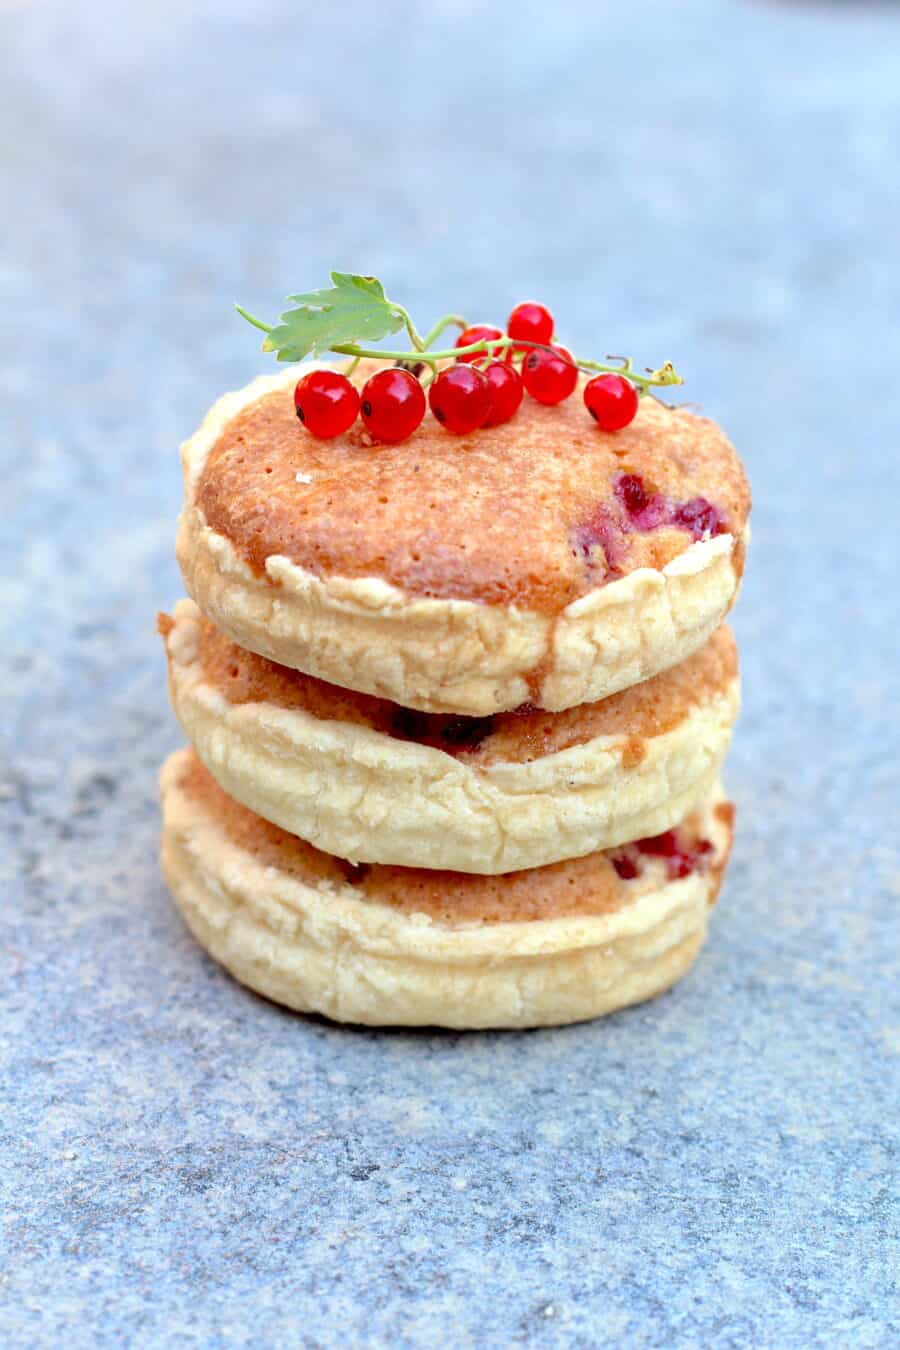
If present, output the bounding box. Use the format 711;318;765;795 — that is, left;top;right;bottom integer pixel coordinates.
3;1;899;1345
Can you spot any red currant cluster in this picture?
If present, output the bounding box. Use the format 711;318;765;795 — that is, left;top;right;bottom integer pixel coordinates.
292;301;641;445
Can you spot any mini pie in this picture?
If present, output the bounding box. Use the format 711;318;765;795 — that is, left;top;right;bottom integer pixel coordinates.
176;362;750;715
160;748;735;1030
160;598;740;875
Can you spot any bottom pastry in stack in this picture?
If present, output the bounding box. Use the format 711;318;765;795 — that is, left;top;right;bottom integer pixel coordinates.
160;750;733;1029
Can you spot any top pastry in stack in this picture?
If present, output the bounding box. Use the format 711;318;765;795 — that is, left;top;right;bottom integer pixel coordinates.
159;281;750;1029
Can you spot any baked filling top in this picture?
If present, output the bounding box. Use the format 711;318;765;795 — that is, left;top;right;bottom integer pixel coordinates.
195;371;750;613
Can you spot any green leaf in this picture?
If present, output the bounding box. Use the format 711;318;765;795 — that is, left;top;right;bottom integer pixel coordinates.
261;271;406;361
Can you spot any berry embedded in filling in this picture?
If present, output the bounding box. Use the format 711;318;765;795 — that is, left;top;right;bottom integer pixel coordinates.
436;715;498;747
610;828;714;883
574;472;729;578
672;496;724;538
572;505;627;572
618;472;650;515
391;707;497;752
615;472;727;540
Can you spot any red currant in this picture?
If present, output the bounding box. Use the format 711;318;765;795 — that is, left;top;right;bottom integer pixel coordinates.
360;368;426;444
482;361;524;427
584;373;639;432
612;852;640;881
293;369;360;439
637;830;681;858
455;324;503;364
616;472;650;516
673;497;725;539
507;301;554;353
428;365;492;435
521;344;578;405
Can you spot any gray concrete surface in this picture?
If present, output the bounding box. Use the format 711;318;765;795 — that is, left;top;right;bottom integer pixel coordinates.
2;0;898;1345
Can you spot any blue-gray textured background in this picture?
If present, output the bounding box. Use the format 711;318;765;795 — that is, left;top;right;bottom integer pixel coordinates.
3;1;899;1345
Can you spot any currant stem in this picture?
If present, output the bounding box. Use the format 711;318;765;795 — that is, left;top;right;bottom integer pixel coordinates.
421;314;467;349
332;336;517;363
577;356;683;392
235;304;272;334
331;338;683;392
393;305;427;352
329;340;495;364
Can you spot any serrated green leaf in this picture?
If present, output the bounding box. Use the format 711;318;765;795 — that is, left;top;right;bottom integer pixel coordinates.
328;271;387;299
263;272;405;360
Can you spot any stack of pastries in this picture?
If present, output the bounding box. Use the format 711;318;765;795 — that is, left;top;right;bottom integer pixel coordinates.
160;359;750;1028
